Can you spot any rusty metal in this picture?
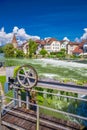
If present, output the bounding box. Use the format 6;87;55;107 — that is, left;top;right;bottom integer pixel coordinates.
17;64;38;89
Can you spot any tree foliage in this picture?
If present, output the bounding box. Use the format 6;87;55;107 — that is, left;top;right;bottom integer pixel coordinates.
0;46;4;53
4;43;15;57
15;49;24;58
39;48;48;57
56;49;66;59
28;40;38;57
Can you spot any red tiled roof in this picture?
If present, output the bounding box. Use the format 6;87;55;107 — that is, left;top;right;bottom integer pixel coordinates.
68;41;80;45
35;40;46;45
35;38;58;45
73;46;83;54
45;38;57;44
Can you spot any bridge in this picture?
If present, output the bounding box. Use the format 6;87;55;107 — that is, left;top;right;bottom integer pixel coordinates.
0;65;87;130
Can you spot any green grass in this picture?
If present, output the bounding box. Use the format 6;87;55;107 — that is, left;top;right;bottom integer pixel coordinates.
0;76;6;90
35;87;79;122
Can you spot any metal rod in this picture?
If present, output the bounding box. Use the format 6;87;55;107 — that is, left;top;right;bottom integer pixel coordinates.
36;105;39;130
26;91;30;109
18;90;21;107
2;96;87;121
13;88;18;106
33;90;87;102
0;95;2;130
7;85;87;102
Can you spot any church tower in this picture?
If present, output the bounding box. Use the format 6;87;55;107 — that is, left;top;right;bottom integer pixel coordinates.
12;34;18;48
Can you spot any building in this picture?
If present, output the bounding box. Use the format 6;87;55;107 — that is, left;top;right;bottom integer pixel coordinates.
72;46;83;56
67;42;79;55
60;40;69;50
44;38;61;53
22;41;29;54
83;42;87;53
11;34;87;56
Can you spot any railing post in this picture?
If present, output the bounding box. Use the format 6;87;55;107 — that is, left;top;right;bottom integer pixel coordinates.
13;88;18;107
36;105;39;130
26;91;30;109
0;95;2;130
18;90;21;107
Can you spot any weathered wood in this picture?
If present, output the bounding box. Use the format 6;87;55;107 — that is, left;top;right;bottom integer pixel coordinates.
1;107;83;130
1;125;15;130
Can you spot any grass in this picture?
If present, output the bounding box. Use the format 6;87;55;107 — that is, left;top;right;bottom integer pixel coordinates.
0;76;6;90
35;87;79;122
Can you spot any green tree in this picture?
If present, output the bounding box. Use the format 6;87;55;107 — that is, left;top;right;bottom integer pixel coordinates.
15;49;24;58
28;40;38;58
0;46;4;53
56;49;66;59
4;43;15;57
39;48;48;57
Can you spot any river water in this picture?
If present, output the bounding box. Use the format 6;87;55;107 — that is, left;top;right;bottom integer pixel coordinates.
0;53;5;62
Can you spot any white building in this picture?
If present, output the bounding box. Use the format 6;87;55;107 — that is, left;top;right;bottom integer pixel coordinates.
60;40;69;50
44;38;61;53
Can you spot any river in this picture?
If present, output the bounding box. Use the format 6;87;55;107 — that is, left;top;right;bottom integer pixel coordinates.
0;53;5;62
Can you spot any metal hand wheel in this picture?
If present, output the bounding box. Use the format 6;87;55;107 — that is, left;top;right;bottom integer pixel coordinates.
17;65;38;89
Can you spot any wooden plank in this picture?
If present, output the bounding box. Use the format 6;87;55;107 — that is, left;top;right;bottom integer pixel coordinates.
1;107;83;130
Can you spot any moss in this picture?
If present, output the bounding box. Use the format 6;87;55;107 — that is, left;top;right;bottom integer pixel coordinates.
13;66;20;77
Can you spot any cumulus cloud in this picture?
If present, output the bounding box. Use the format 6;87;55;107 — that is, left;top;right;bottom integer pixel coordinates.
74;28;87;42
63;37;70;41
0;27;13;46
80;28;87;40
74;37;80;43
13;26;40;44
0;26;40;46
13;26;19;34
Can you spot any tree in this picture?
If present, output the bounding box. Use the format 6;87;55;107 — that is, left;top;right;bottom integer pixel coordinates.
39;48;48;57
28;40;38;58
56;49;66;59
4;43;15;57
15;49;24;58
0;46;4;53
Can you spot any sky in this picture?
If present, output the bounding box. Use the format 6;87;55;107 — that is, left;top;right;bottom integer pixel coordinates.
0;0;87;45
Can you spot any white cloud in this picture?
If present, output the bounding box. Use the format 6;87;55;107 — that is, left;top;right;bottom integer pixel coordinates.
81;28;87;40
74;28;87;42
74;37;80;42
13;26;40;42
63;37;70;41
0;26;40;46
13;26;19;34
0;27;12;46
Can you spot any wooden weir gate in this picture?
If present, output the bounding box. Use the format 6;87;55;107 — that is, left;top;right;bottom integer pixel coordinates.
0;65;87;130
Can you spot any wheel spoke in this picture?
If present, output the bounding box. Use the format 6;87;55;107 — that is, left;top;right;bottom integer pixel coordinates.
26;77;31;86
18;73;26;78
27;75;36;79
22;67;27;75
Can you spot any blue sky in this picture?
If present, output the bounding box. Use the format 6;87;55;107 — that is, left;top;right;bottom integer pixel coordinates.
0;0;87;42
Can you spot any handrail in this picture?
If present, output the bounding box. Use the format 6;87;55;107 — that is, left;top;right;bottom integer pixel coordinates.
1;88;87;130
2;96;87;121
